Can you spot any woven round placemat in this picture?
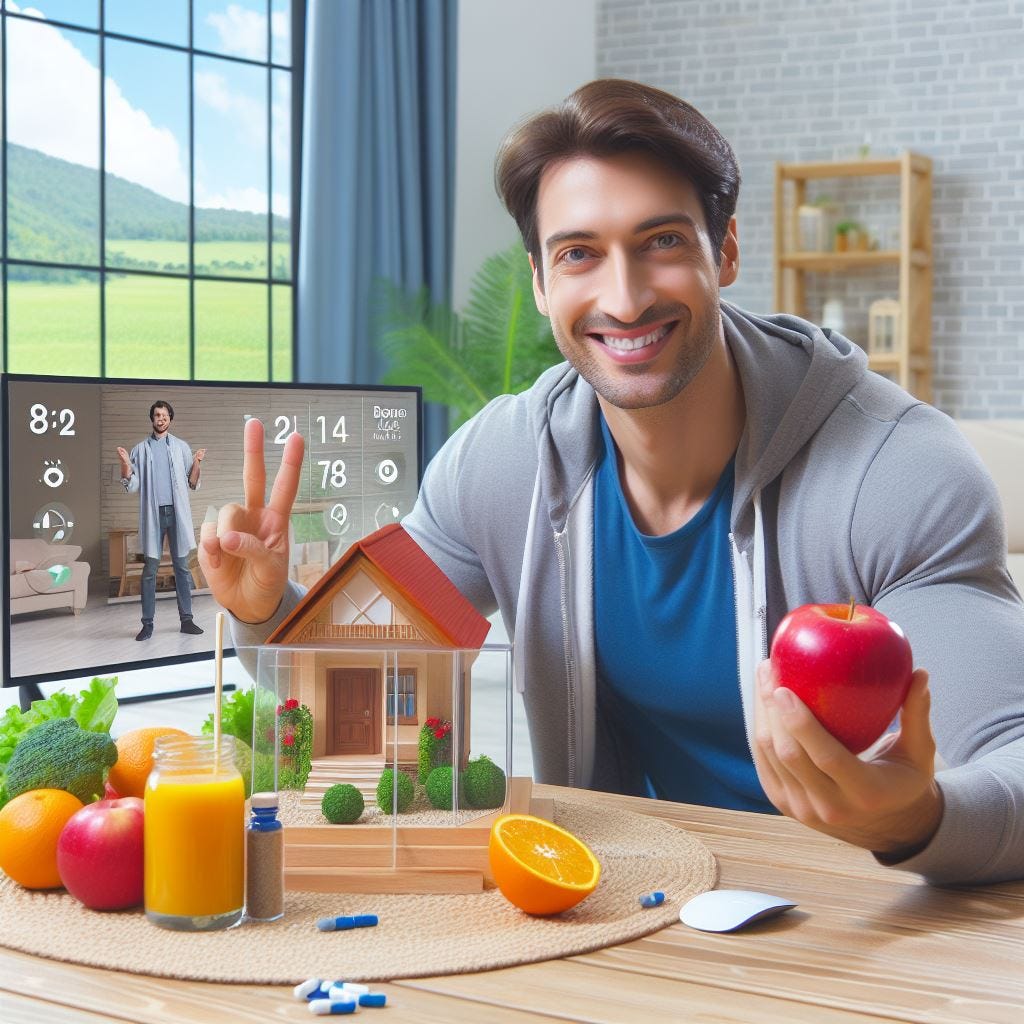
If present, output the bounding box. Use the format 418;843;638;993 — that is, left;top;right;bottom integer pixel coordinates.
0;797;716;984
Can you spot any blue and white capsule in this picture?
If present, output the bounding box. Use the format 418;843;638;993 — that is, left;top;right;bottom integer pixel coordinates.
359;993;387;1008
317;913;379;931
326;986;357;1002
310;981;342;1001
294;978;323;1000
308;998;356;1016
639;891;666;908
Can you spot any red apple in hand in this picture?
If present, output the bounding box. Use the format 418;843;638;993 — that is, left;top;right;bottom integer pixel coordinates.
770;601;914;753
56;797;144;910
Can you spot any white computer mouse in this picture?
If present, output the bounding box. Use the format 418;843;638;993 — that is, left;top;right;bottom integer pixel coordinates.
679;889;798;933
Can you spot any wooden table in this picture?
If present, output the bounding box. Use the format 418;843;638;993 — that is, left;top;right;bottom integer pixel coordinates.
1;784;1021;1023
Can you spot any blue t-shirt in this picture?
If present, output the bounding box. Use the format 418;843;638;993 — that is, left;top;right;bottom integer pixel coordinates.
593;415;774;813
147;434;175;507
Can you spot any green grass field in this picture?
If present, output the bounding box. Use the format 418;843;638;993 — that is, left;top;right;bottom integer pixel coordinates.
4;276;292;381
106;239;292;280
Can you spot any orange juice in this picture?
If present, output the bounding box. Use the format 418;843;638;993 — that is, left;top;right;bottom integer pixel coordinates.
144;735;245;930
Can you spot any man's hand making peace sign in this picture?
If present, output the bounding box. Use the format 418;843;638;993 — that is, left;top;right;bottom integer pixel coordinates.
198;417;304;624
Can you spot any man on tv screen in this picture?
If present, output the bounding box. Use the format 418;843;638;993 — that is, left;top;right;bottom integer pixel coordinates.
117;400;206;642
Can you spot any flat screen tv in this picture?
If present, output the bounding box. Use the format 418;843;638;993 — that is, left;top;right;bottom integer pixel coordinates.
1;373;422;688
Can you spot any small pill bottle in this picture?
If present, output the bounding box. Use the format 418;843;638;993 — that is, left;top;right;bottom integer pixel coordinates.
144;735;245;931
246;791;284;922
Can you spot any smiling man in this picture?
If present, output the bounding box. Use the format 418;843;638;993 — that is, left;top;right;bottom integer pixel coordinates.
212;80;1024;886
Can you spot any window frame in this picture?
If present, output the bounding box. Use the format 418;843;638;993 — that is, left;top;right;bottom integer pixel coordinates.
387;668;419;726
0;0;305;380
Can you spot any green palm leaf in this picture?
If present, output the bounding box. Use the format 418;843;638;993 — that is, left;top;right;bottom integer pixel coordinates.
375;244;560;430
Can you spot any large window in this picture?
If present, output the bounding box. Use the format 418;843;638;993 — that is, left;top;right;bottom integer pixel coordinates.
1;0;300;381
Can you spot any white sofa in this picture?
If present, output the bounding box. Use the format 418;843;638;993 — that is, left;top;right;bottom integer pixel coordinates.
9;539;91;616
955;419;1024;594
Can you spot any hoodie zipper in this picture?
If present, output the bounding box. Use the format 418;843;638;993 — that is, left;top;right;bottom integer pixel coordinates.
554;526;577;788
729;532;761;764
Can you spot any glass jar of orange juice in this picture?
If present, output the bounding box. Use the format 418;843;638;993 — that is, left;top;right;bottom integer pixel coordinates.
144;735;245;931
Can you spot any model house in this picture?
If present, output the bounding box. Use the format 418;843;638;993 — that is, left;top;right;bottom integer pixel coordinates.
264;523;491;774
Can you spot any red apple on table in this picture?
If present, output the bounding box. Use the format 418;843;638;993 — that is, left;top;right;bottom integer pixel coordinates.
769;600;914;754
56;797;144;910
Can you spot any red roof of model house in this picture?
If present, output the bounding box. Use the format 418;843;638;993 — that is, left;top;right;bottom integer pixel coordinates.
265;523;490;649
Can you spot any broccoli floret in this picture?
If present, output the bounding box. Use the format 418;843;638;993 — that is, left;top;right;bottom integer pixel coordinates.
463;755;507;809
375;768;414;813
321;783;365;824
5;718;117;804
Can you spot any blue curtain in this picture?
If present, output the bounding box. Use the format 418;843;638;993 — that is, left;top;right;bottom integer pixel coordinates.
298;0;457;460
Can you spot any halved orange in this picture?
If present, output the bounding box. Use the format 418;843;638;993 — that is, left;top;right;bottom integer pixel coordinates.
489;813;601;915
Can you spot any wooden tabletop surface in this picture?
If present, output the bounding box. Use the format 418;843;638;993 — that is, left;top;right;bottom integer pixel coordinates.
1;783;1021;1023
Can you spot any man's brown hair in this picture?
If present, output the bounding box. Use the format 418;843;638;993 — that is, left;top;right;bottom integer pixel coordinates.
495;79;740;282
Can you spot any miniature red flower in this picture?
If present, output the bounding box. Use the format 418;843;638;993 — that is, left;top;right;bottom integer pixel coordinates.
425;716;440;728
276;704;284;715
285;698;299;710
433;728;445;740
283;734;295;747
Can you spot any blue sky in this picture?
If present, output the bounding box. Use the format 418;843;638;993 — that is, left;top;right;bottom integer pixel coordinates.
5;0;291;215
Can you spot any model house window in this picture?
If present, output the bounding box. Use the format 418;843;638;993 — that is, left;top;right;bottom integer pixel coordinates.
386;669;417;724
333;570;390;625
1;0;299;381
332;570;412;628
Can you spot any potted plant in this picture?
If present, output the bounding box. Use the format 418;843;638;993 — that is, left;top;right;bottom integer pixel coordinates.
834;220;859;253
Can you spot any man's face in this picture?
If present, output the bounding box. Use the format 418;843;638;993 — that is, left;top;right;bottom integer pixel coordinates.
530;151;738;410
151;407;171;435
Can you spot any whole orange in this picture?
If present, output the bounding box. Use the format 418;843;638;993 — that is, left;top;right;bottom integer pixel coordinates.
0;789;84;889
108;727;188;799
489;814;601;915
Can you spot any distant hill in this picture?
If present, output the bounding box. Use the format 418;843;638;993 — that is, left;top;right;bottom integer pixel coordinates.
6;144;289;280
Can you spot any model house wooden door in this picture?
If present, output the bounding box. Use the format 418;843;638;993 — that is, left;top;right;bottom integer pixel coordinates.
326;669;381;755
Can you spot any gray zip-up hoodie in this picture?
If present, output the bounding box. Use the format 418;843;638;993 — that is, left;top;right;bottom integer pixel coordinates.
243;302;1024;885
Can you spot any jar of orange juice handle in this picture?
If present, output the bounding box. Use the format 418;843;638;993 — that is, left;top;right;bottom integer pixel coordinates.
144;734;245;931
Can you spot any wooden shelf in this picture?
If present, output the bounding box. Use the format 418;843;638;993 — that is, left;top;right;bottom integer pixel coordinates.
773;151;933;402
778;154;932;180
779;249;929;272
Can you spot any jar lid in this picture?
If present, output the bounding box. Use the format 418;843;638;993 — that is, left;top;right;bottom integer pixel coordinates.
251;792;279;809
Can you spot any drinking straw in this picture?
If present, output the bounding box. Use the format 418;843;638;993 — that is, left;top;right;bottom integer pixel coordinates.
214;611;224;771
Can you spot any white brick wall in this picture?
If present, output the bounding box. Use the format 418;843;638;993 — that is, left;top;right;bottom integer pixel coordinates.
597;0;1024;416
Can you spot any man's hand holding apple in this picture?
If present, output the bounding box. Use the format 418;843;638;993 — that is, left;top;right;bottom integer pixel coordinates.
752;602;944;859
197;417;303;624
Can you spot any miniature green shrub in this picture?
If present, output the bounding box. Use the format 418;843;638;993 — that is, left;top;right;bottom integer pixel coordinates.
462;755;507;809
417;717;452;783
321;783;365;824
376;768;414;813
425;765;458;810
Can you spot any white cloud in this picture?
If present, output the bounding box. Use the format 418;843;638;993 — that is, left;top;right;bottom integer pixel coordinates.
202;3;288;61
204;3;287;61
195;69;265;149
196;184;289;217
6;8;189;203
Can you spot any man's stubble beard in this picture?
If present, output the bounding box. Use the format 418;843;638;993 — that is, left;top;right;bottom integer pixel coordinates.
550;303;721;411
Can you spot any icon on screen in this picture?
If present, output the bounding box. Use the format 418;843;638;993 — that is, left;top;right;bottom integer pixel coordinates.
324;502;350;536
374;501;405;529
39;458;66;488
376;458;399;485
32;502;75;543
